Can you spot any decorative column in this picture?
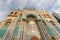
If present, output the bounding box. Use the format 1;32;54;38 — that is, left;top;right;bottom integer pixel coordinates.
37;20;51;40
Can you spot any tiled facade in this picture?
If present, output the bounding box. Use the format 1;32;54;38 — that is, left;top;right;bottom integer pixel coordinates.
0;8;60;40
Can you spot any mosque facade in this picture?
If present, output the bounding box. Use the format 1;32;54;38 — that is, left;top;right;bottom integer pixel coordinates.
0;8;60;40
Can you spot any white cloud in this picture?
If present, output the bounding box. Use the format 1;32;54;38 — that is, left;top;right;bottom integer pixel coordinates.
0;10;10;21
0;0;60;21
5;0;13;4
56;0;60;6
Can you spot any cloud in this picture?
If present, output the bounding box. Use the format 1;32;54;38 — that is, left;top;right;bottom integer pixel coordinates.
0;0;57;10
0;0;60;21
49;0;60;12
0;10;10;21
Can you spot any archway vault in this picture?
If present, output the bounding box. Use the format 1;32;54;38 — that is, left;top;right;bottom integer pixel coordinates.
26;14;37;19
22;12;41;22
26;14;37;23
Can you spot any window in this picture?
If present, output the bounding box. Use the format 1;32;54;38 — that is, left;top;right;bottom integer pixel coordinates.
46;14;51;18
44;14;46;16
20;13;22;16
46;14;49;16
10;12;13;15
39;14;41;17
5;19;12;26
43;14;51;18
50;20;55;25
14;12;17;15
42;21;46;26
43;14;46;18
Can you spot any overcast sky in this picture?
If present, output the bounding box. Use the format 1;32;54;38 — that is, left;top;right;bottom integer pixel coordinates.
0;0;60;21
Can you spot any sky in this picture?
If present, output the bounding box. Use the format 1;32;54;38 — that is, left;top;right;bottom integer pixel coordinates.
0;0;60;21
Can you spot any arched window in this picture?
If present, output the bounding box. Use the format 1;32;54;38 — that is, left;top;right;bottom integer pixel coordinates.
50;20;55;25
39;14;41;17
43;14;46;18
43;14;45;16
20;13;22;16
10;12;13;15
46;14;51;18
14;12;17;15
42;21;46;26
46;14;49;16
5;19;12;26
18;13;22;20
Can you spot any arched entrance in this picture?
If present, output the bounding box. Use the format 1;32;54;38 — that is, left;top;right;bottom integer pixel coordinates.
26;14;40;40
26;14;37;23
51;36;56;40
31;36;39;40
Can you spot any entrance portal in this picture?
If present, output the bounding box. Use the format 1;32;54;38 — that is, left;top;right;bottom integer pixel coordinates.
31;36;39;40
26;14;37;23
